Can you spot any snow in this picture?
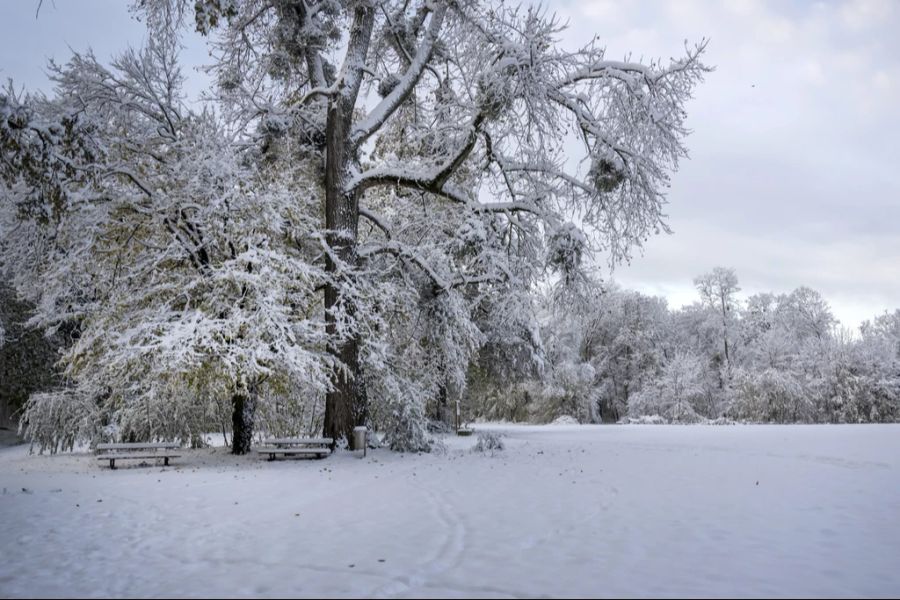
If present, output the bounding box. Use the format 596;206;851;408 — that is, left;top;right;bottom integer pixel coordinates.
550;415;580;425
1;424;899;598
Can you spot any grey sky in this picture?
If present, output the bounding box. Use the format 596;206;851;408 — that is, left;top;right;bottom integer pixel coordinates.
1;0;898;328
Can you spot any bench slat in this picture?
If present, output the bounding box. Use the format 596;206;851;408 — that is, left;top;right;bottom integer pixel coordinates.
256;448;330;455
263;438;333;446
96;443;180;451
96;454;181;460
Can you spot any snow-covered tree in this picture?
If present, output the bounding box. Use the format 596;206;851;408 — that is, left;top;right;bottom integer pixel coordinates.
583;287;672;421
777;287;835;342
808;328;900;424
694;267;741;370
464;267;900;425
629;350;707;422
855;314;900;422
3;0;709;449
864;310;900;354
464;285;543;423
145;0;708;444
510;285;675;424
727;367;811;423
1;37;334;453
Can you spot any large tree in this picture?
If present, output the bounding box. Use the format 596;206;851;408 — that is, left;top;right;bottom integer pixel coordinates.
0;37;334;453
174;0;709;445
2;0;708;450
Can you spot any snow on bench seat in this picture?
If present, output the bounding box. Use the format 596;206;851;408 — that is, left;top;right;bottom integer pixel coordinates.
263;438;333;447
96;442;181;450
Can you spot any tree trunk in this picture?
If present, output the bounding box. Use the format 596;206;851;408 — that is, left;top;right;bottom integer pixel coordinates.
323;99;365;449
320;4;376;450
232;392;256;455
435;382;449;423
720;294;731;369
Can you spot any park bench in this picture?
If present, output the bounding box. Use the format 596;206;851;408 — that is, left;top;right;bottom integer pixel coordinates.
256;437;333;461
95;442;181;469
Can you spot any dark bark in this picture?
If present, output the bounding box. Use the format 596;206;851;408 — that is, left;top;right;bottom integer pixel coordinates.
721;294;731;367
320;4;377;450
322;96;364;449
435;383;448;422
231;392;256;455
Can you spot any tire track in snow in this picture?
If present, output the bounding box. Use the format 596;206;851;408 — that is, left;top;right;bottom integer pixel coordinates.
371;480;467;598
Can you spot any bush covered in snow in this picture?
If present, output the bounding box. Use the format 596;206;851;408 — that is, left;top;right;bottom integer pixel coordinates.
620;415;668;425
472;431;505;454
551;415;580;425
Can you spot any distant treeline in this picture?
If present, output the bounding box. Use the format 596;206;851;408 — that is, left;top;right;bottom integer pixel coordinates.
465;268;900;425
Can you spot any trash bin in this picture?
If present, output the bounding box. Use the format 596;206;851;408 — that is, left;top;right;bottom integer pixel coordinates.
353;426;367;457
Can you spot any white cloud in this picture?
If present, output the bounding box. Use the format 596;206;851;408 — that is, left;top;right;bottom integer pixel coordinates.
557;0;900;326
839;0;895;31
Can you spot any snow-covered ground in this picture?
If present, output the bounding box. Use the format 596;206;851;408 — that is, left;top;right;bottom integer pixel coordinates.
1;424;899;598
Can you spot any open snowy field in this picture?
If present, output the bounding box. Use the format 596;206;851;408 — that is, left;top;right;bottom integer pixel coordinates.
1;424;899;598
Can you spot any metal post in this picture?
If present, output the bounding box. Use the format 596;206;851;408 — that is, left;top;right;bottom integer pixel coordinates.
353;426;367;458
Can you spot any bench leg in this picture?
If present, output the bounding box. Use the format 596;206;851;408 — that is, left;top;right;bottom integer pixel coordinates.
110;459;116;470
269;453;276;461
164;457;169;466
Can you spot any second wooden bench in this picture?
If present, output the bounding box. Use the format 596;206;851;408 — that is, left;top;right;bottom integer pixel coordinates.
256;437;333;461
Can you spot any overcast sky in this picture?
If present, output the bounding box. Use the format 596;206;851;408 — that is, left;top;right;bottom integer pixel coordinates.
1;0;898;328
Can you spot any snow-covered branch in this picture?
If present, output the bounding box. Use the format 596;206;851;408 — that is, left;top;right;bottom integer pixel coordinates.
350;2;447;147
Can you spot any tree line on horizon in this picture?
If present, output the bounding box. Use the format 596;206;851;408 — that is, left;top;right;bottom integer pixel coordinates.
467;267;900;426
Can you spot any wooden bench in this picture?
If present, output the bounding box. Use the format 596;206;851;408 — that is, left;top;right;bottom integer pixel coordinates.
96;442;181;469
256;437;333;461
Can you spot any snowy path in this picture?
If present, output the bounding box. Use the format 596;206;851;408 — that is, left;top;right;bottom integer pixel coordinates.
1;425;899;598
